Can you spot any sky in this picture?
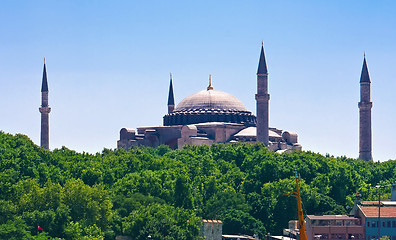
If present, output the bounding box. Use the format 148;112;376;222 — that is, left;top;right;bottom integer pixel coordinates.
0;1;395;161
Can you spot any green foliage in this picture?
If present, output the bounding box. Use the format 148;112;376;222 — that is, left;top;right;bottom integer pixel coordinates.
0;219;32;240
221;209;266;237
64;221;104;240
122;204;202;240
1;132;396;239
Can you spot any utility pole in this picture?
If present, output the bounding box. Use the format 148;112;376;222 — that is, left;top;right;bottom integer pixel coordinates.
376;185;382;240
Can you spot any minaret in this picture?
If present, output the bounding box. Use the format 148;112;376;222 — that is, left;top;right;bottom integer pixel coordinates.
167;73;175;113
358;53;373;161
256;42;270;146
39;58;51;149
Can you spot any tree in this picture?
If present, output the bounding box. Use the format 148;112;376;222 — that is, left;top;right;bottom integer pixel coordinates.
0;219;32;240
174;174;193;209
122;204;203;240
221;209;266;239
1;131;395;239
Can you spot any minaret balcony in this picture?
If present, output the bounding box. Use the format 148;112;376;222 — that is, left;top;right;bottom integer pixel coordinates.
39;107;51;114
255;93;270;101
358;102;372;109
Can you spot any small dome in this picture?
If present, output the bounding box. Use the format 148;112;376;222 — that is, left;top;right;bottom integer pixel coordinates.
175;89;248;112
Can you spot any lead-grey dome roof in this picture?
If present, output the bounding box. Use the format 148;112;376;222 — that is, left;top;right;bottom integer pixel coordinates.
163;86;256;126
175;89;248;112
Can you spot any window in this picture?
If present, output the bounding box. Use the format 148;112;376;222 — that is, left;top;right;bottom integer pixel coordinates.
367;222;370;227
348;234;360;239
318;220;329;226
392;221;396;227
388;221;391;227
383;221;386;227
317;234;329;239
332;234;345;239
346;220;359;226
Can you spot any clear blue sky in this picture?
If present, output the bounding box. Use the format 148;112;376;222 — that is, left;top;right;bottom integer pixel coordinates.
1;1;395;161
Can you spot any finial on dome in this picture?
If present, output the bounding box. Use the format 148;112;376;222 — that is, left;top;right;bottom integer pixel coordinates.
170;72;172;80
207;74;214;90
262;41;264;47
364;51;366;58
44;57;46;65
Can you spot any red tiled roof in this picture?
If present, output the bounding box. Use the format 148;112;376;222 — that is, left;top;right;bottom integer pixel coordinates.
360;201;385;206
360;201;380;205
359;206;396;217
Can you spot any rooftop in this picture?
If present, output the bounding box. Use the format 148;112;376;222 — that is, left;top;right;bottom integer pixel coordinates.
358;205;396;218
202;219;222;223
360;201;396;206
306;215;358;220
222;235;258;240
234;126;282;138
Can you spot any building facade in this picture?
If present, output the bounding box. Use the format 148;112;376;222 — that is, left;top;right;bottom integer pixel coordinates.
304;186;396;240
353;201;396;240
305;215;364;240
117;45;302;151
200;220;222;240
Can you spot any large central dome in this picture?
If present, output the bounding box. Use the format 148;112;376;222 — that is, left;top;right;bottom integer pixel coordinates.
175;89;248;112
163;82;256;126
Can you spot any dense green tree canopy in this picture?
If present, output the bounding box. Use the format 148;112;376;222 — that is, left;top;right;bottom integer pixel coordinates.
0;131;394;239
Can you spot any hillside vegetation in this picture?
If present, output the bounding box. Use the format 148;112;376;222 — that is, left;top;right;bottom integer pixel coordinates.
0;131;395;240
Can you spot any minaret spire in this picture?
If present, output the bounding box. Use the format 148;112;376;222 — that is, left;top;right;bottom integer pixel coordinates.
256;43;270;146
41;57;48;92
39;58;51;149
167;73;175;113
257;42;268;75
358;53;373;161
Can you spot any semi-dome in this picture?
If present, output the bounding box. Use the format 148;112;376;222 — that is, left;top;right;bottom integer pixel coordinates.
163;80;256;126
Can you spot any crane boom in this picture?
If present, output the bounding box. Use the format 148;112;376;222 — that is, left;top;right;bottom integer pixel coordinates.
295;175;308;240
285;171;308;240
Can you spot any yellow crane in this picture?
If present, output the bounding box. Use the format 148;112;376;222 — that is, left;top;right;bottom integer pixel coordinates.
285;170;308;240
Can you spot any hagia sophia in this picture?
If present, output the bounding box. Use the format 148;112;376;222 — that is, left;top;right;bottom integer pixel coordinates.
116;44;302;152
39;43;373;160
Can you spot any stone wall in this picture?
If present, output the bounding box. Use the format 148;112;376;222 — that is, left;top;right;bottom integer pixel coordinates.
200;219;222;240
